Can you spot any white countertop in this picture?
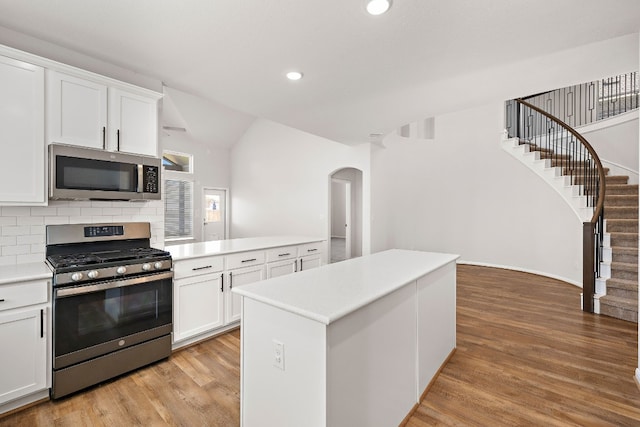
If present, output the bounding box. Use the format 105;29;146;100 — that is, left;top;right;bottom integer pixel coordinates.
166;236;324;261
0;262;52;285
232;249;459;325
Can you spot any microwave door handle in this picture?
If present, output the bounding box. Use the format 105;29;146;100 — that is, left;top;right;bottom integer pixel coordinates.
137;165;143;193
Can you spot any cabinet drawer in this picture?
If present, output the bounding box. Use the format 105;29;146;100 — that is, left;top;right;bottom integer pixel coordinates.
174;256;224;279
266;246;297;263
226;250;265;270
298;242;323;257
0;280;48;312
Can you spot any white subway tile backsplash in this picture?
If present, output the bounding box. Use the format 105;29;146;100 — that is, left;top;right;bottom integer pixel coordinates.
1;207;31;216
0;217;17;226
30;206;58;216
56;207;82;216
2;226;32;236
0;200;165;266
17;216;45;226
2;244;30;256
17;234;45;245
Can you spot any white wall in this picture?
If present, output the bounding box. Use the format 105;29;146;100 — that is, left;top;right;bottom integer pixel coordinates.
578;113;639;177
230;119;370;253
371;103;584;284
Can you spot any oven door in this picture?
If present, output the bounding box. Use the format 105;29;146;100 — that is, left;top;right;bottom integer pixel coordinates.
53;271;173;370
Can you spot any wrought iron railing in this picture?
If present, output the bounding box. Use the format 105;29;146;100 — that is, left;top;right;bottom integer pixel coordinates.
520;71;638;128
505;99;606;313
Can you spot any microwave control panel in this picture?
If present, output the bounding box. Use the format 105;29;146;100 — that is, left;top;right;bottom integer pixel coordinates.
143;165;159;193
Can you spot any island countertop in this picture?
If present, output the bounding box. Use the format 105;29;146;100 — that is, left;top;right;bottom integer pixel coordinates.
166;236;324;261
232;248;459;325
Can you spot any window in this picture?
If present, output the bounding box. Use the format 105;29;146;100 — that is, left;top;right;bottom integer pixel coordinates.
163;150;194;241
164;179;193;240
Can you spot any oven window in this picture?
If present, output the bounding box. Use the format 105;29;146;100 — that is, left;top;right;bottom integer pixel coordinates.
56;155;136;192
54;278;172;357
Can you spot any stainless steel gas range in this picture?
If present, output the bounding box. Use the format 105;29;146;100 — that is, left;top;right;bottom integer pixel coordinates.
45;222;173;399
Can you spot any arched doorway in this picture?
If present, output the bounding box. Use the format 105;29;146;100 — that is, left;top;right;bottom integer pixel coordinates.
329;167;363;263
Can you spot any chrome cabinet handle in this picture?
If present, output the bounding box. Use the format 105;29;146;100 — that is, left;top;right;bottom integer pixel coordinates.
229;272;233;289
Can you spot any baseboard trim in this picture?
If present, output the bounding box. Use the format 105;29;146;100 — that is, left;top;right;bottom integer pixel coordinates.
457;260;582;288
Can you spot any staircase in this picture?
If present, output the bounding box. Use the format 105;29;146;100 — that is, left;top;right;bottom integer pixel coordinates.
514;141;639;323
598;181;639;322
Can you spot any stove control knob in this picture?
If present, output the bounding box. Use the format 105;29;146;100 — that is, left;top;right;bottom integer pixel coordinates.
116;266;127;275
142;263;152;271
71;272;83;282
87;270;99;279
154;262;164;270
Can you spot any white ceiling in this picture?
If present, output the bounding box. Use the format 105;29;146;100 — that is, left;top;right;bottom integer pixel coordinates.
0;0;639;145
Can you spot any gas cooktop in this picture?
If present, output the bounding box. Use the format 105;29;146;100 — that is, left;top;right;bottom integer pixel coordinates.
47;247;170;270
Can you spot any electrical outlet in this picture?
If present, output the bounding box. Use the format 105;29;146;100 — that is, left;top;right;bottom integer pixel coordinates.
273;340;284;370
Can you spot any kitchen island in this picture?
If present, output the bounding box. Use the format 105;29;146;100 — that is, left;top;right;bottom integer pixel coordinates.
232;249;459;427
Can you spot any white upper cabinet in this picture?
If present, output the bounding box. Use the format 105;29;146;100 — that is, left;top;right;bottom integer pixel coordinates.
0;55;46;205
46;71;107;149
108;88;158;157
47;70;160;156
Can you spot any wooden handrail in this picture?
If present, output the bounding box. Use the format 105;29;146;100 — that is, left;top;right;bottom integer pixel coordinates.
515;98;606;223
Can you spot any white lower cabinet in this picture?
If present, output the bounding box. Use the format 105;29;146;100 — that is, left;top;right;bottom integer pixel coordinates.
224;264;266;324
0;279;49;408
171;240;324;347
266;242;324;278
174;272;224;342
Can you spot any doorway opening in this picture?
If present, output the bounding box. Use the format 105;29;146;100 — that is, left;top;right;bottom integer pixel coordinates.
329;168;363;263
202;187;228;241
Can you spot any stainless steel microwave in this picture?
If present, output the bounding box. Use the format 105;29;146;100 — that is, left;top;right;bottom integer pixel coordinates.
49;143;161;201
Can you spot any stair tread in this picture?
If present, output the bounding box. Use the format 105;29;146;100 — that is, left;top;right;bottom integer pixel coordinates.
610;261;638;268
610;246;639;253
600;294;638;309
605;277;638;288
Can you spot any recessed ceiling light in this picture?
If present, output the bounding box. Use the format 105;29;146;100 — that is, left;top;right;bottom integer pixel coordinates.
286;71;303;81
366;0;391;15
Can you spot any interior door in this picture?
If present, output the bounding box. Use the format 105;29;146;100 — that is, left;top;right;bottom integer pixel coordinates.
203;188;227;241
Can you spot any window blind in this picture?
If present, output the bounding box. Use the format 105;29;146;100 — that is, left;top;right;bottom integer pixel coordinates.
164;179;193;239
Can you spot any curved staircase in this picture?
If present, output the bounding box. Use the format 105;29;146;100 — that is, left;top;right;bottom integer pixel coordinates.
503;139;638;323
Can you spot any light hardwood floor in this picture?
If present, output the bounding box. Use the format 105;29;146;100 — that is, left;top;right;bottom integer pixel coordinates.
2;265;640;426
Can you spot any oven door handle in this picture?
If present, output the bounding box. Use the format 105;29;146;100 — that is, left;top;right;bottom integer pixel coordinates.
55;271;173;298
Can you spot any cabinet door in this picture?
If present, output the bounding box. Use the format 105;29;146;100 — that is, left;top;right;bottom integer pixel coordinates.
300;254;322;272
174;273;224;342
108;88;158;156
267;259;298;279
47;70;107;149
0;307;47;404
0;56;46;205
225;265;266;324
